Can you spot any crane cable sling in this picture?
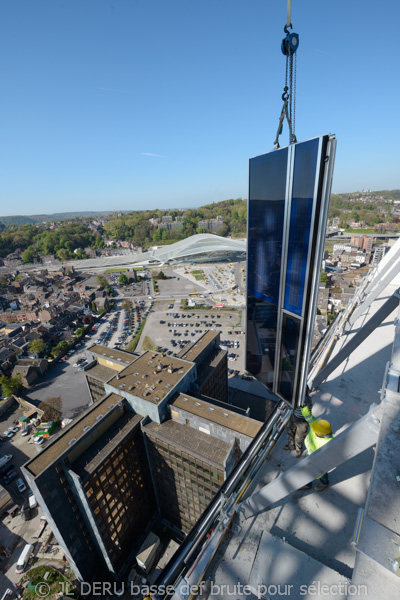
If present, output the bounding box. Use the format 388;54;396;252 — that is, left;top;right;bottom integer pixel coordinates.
274;0;299;149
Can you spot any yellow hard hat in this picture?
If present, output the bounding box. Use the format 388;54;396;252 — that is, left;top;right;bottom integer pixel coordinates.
311;419;332;436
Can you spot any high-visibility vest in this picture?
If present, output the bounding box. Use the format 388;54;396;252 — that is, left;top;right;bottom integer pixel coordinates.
301;407;333;455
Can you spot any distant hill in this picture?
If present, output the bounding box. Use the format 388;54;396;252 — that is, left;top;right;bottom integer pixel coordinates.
0;211;128;226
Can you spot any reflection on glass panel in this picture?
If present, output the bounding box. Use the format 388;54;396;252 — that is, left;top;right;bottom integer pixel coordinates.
284;138;319;316
248;148;288;306
246;295;278;390
278;313;301;402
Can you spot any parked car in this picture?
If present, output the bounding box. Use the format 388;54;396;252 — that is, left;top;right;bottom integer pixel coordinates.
8;427;19;434
34;436;44;445
2;431;13;438
16;477;27;493
3;471;17;484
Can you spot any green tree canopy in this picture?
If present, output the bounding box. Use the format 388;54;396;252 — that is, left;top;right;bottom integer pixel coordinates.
29;339;46;356
0;374;24;397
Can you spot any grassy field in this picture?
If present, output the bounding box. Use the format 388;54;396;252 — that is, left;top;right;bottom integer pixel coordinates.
105;266;144;273
142;336;159;351
191;270;204;281
342;228;376;234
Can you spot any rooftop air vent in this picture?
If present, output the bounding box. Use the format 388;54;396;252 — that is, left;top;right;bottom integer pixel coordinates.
117;358;121;361
182;397;188;402
110;355;114;359
142;374;148;379
179;370;184;374
135;381;141;385
119;384;125;389
194;402;201;407
108;404;115;410
149;385;155;391
68;438;77;446
165;383;171;389
128;386;134;390
222;412;229;417
154;396;160;402
96;414;103;420
208;407;214;412
134;372;139;376
83;426;91;432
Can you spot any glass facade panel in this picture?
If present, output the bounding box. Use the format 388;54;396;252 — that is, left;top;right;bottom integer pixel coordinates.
247;135;336;407
246;296;278;389
284;138;319;315
278;313;301;401
248;148;288;306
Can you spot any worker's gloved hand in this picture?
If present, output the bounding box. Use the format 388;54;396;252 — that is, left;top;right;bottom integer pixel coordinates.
304;395;313;409
301;405;311;418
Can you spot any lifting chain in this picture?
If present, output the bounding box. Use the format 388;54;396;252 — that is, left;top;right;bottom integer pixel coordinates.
274;22;299;149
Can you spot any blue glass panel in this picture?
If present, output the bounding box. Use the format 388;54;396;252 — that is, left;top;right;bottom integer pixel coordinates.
248;148;288;306
246;296;278;390
278;313;301;401
284;138;319;315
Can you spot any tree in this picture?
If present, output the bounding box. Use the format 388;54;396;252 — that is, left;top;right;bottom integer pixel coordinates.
51;340;69;358
119;273;128;284
21;246;38;264
38;396;62;422
74;327;85;337
28;339;46;356
57;248;70;261
0;374;24;397
121;300;132;312
83;315;94;325
320;270;329;284
96;275;109;288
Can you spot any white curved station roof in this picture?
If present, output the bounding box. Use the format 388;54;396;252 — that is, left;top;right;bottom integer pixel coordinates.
143;234;246;265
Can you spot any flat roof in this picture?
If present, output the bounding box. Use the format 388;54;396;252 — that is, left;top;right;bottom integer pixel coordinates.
107;351;195;405
72;412;143;481
25;393;124;477
143;419;232;469
88;344;135;365
171;393;262;438
85;362;116;382
175;330;218;362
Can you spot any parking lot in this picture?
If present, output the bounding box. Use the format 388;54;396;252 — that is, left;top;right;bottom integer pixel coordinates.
0;403;41;505
24;339;94;420
137;303;246;374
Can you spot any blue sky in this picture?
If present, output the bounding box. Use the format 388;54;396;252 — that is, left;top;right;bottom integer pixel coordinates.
0;1;399;216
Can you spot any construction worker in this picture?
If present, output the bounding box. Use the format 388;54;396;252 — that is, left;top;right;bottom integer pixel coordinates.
284;395;313;456
299;404;334;491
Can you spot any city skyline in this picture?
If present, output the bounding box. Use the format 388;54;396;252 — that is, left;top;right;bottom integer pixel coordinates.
0;1;399;216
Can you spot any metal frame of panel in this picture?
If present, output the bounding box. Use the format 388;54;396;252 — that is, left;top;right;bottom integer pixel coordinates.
246;134;336;407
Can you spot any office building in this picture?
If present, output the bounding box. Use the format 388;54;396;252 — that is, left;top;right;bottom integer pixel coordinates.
22;331;262;581
22;395;157;581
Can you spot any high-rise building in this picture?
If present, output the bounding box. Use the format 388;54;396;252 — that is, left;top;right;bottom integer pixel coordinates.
22;332;262;582
22;395;157;581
